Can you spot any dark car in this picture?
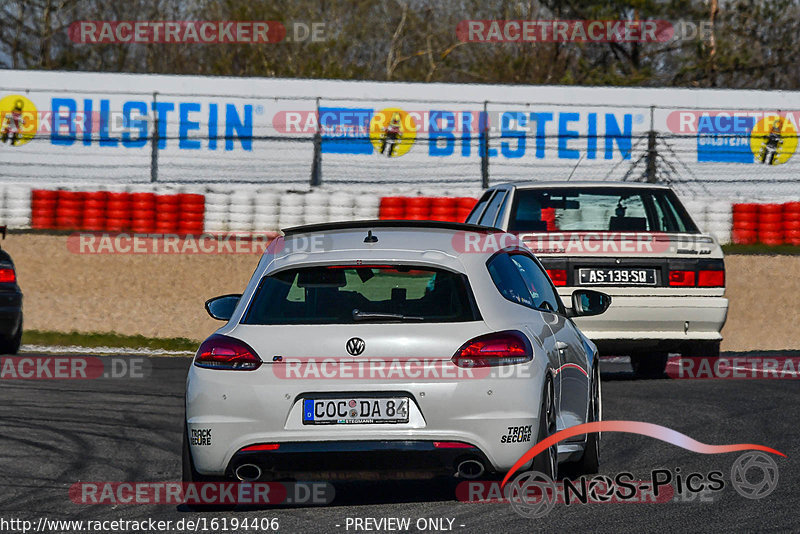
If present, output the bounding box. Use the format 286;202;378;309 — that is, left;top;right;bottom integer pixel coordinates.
0;227;22;354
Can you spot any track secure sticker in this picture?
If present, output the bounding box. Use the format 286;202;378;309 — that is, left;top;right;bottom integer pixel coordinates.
501;425;532;443
191;429;212;446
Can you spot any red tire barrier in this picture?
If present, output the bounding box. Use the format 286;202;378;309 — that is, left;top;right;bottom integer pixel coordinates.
732;203;759;214
378;207;404;219
758;212;782;225
758;203;783;215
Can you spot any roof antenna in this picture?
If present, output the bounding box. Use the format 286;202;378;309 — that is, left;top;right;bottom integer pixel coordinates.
566;154;585;181
364;230;378;243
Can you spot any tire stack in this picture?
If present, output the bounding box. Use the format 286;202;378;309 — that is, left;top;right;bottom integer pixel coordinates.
757;203;783;246
5;186;31;229
704;201;732;244
105;192;132;232
404;197;430;220
179;194;205;234
327;192;354;222
353;194;380;220
31;189;57;230
785;202;800;246
253;190;280;231
55;191;83;230
429;198;457;222
278;193;304;229
378;197;405;219
455;197;478;222
82;191;107;231
228;191;254;232
731;203;758;245
130;192;156;233
302;191;328;225
203;191;229;232
154;194;180;234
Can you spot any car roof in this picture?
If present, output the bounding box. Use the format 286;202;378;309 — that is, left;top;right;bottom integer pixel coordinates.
490;180;672;191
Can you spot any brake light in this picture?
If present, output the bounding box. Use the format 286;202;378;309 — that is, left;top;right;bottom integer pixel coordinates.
0;268;15;283
433;442;476;449
668;270;696;286
546;269;567;286
194;334;262;370
451;330;532;367
698;270;725;287
240;443;280;452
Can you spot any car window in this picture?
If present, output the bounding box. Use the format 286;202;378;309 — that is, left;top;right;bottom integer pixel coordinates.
478;190;507;227
465;190;493;224
244;265;479;324
508;254;561;312
508;187;698;233
486;253;535;308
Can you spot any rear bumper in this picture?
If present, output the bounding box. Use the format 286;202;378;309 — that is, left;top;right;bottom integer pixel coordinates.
185;362;546;477
562;292;728;351
227;440;492;480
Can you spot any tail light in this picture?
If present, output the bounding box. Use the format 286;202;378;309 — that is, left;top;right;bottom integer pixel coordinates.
0;268;16;283
668;270;696;287
546;269;567;286
452;330;532;368
240;443;280;452
698;270;725;287
194;334;262;370
433;442;476;449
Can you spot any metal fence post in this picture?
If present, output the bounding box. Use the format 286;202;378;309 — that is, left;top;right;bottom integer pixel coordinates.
310;97;322;187
480;100;490;189
150;91;159;183
645;105;657;183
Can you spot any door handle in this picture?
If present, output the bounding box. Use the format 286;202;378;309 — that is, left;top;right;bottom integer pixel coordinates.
556;341;569;351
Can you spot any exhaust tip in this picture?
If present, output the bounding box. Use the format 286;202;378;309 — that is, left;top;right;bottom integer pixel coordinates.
456;459;485;479
234;463;262;482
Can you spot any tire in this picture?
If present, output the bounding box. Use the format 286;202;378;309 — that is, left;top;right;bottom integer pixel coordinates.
630;352;668;378
572;364;600;475
684;340;721;359
532;375;557;479
0;317;22;355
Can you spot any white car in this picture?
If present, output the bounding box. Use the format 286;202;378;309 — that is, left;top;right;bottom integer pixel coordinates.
183;221;608;484
466;181;728;377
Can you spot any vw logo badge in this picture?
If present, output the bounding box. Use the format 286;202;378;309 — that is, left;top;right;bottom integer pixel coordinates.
346;337;365;356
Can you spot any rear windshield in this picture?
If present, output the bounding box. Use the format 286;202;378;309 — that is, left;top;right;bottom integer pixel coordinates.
507;187;698;233
243;265;480;324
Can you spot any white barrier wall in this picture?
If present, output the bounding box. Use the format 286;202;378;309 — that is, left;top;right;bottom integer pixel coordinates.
2;70;800;199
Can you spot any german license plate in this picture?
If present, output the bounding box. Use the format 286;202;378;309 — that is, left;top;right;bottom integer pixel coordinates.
578;268;657;286
302;397;409;425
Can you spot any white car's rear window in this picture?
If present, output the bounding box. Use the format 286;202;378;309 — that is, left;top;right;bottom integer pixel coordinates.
243;265;480;324
508;187;698;233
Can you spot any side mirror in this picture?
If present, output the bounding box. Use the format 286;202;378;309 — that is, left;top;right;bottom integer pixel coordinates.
567;289;611;318
205;294;242;321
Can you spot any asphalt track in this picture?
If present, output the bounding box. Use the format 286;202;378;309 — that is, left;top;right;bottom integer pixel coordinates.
1;354;798;534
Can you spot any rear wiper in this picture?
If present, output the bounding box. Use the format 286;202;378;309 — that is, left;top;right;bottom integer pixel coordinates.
352;309;424;322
